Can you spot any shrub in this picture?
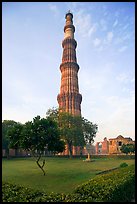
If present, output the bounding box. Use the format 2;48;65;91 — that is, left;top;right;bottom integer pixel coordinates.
119;162;128;168
74;164;135;202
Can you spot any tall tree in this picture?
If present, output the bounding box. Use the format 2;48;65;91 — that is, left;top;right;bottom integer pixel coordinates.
59;112;85;157
46;108;98;157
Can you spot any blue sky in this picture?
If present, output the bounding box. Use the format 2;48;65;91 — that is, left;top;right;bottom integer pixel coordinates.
2;2;135;143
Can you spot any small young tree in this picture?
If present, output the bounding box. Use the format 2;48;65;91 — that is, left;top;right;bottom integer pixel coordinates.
7;116;65;175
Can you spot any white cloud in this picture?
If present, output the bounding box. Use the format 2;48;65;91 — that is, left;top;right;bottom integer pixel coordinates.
74;9;97;38
93;38;101;47
118;46;127;52
113;19;118;27
88;24;97;37
114;37;123;44
104;31;114;45
100;19;107;31
122;33;131;40
107;31;113;43
48;4;59;16
123;24;129;30
115;33;131;45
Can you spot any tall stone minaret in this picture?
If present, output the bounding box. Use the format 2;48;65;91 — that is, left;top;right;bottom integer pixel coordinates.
57;11;82;116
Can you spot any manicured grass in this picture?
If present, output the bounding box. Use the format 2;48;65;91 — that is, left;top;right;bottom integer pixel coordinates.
2;156;135;193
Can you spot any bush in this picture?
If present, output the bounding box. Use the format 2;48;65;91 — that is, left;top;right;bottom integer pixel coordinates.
119;162;128;168
74;164;135;202
2;165;135;202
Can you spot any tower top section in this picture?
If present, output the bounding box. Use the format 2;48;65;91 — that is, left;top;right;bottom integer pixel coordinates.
65;10;73;19
64;11;75;39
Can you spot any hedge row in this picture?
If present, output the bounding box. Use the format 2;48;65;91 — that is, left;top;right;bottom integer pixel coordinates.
2;164;135;202
2;182;67;202
74;164;135;202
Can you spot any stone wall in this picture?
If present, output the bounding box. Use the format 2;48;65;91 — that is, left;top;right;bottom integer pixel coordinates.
96;135;135;155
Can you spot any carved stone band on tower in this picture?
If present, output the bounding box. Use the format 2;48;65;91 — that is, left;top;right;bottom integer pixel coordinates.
57;11;82;116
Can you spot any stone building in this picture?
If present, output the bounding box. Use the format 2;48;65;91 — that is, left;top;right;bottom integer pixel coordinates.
109;135;135;154
96;135;135;155
96;137;109;154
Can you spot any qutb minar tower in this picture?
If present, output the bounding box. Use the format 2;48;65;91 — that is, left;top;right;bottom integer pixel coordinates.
57;11;82;116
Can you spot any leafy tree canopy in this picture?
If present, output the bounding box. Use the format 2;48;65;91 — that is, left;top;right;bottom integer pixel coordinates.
46;107;98;157
2;120;18;157
7;115;65;175
120;143;135;155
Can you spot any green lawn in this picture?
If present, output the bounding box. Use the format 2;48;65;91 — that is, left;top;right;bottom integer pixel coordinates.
2;156;135;193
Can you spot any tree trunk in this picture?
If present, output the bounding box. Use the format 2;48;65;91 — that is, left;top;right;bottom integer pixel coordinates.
36;155;46;176
68;142;72;158
15;148;18;157
6;148;9;159
80;146;83;156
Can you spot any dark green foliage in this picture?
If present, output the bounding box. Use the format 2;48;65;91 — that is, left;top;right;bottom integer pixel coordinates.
120;143;135;154
46;107;59;124
2;120;18;157
59;112;84;157
21;116;65;154
74;164;135;202
21;116;65;175
2;164;135;202
119;162;128;168
2;182;68;202
82;118;98;144
2;182;43;202
45;107;98;157
7;123;23;156
6;115;65;175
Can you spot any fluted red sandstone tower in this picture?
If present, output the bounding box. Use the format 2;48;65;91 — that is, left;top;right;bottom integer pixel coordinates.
57;11;82;116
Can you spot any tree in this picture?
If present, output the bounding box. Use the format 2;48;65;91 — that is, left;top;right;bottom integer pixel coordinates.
46;107;59;123
59;112;85;157
121;143;135;155
8;115;65;175
82;118;98;144
2;120;17;158
7;122;24;156
81;118;98;160
46;108;98;157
